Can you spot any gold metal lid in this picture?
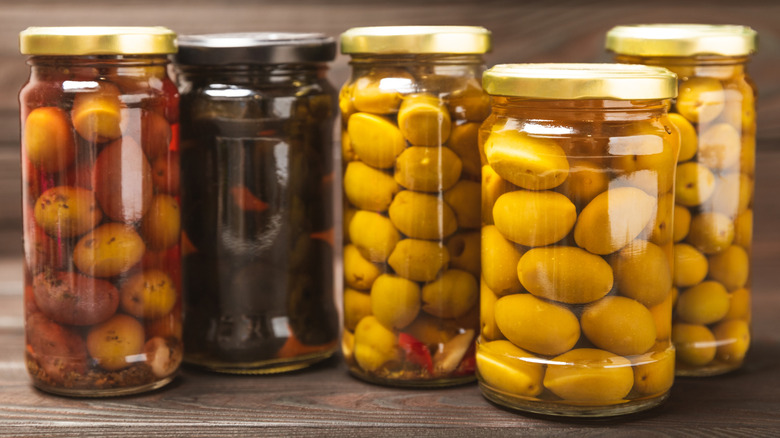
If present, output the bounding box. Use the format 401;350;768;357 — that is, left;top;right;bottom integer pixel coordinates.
606;24;757;57
20;26;177;56
482;63;677;100
340;26;491;55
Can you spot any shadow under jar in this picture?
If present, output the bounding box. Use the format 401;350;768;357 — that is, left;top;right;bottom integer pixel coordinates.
607;24;758;377
175;33;339;374
19;26;182;397
477;64;680;417
339;26;492;387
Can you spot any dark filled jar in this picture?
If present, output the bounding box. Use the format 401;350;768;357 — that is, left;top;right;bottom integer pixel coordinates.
19;26;182;396
175;33;339;374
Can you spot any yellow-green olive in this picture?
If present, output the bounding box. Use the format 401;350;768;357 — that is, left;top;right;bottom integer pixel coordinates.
348;210;401;263
446;231;480;277
370;274;421;330
558;159;609;206
484;130;569;190
708;245;749;291
672;323;716;367
724;287;751;320
74;223;146;278
421;269;478;319
481;225;523;296
394;146;462;192
543;348;634;404
388;190;457;240
734;209;753;249
347;113;406;169
339;84;356;124
610;133;677;195
344;161;399;212
673;243;709;288
644;193;674;246
675;162;715;207
631;346;675;395
482;164;516;225
741;134;756;176
480;279;502;341
447;122;482;177
676;77;725;124
494;294;580;356
344;244;382;290
397;93;452;146
388;238;449;282
713;319;750;364
698;123;741;171
493;190;576;247
518;246;613;305
476;340;544;397
353;315;400;372
676;281;730;325
344;288;372;331
673;205;692;243
668;113;698;162
34;186;103;238
649;292;674;340
611;240;672;307
447;78;491;122
444;180;481;229
581;296;657;356
574;187;655;255
351;69;414;114
687;212;735;254
704;172;752;219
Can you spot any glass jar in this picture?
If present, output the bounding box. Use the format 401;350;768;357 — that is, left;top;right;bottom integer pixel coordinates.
477;64;679;416
339;26;492;387
19;27;181;396
175;33;339;374
607;24;758;376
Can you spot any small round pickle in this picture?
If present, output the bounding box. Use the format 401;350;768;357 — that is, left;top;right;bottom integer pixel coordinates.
673;243;709;288
724;287;751;320
71;82;123;143
558;159;609;207
353;315;400;372
351;69;414;114
481;165;516;225
631;346;675;395
705;173;752;219
120;270;177;319
672;323;716;367
394;146;462;192
86;314;145;371
494;294;580;356
543;348;634;404
388;239;449;282
480;279;502;340
93;137;154;223
687;212;735;255
397;94;452;146
347;113;406;169
34;186;103;238
484;130;569;190
708;245;749;291
581;296;657;356
713;319;750;364
32;271;119;326
676;281;731;325
447;122;482;177
24;107;76;173
344;244;382;290
74;223;146;278
477;340;544;397
518;246;613;305
676;77;725;124
610;240;672;307
481;225;524;296
674;162;715;207
348;210;401;263
370;274;421;330
734;209;753;249
698;123;741;171
444;180;481;229
344;288;373;332
492;190;576;247
574;187;655;255
388;190;457;240
421;269;478;319
141;194;181;251
673;205;692;243
344;161;399;211
668;113;698;162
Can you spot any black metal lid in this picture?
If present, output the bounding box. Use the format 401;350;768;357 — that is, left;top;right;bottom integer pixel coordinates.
175;32;336;65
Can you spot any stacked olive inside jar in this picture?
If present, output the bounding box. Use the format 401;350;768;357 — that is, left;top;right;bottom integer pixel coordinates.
476;64;679;416
607;24;757;376
19;27;182;396
339;26;492;386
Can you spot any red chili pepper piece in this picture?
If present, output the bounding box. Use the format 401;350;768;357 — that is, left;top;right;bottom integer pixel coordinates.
398;332;434;373
230;185;269;212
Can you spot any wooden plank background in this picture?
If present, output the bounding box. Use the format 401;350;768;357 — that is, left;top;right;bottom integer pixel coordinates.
0;0;778;258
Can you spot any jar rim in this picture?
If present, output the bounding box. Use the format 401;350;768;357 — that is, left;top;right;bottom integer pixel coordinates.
19;26;176;55
340;26;491;55
175;32;336;65
605;24;757;57
482;63;678;100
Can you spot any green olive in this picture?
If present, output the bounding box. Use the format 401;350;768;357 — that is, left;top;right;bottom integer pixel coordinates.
708;245;749;291
480;279;502;341
24;107;77;173
582;296;657;356
668;113;698;162
574;187;655;255
649;292;674;340
733;209;753;249
518;246;613;305
611;135;677;195
494;293;580;356
34;186;103;238
741;134;756;175
687;212;735;255
631;346;675;395
673;243;709;288
421;269;478;319
676;281;730;325
482;164;516;225
344;244;382;290
543;348;634;404
388;239;449;282
713;319;750;364
611;240;672;307
704;172;752;219
444;180;481;229
394;146;462;192
484;130;569;190
476;340;543;397
404;313;458;346
558;159;609;206
676;77;725;124
370;274;421;330
493;190;576;247
724;287;751;320
447;122;482;178
446;231;480;277
388;190;457;240
344;288;372;332
675;162;715;207
481;225;523;296
339;84;356;124
344;161;399;211
447;78;491;122
351;69;414;114
348;210;401;262
644;193;675;246
73;223;146;278
397;94;452;146
698;123;741;171
347;113;406;169
353;315;400;372
673;205;692;243
672;323;716;367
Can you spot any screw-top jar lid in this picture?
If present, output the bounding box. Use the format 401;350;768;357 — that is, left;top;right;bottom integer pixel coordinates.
606;24;757;57
175;33;336;65
340;26;491;55
19;26;176;55
482;63;677;100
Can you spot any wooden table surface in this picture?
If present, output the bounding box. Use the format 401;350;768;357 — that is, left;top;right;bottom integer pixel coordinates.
1;148;779;436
